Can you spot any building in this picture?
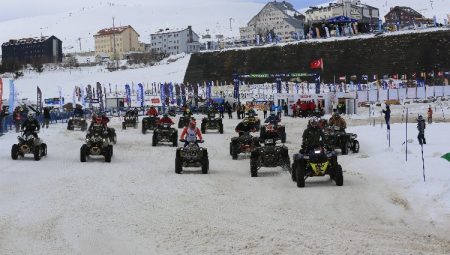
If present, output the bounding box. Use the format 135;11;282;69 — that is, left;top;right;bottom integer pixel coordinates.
305;0;379;33
150;26;202;56
384;6;434;30
94;25;144;60
239;1;305;43
1;35;63;65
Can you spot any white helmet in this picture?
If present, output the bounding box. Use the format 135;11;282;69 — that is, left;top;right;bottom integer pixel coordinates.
27;112;34;119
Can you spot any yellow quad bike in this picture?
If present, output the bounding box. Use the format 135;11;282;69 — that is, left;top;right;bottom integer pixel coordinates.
291;147;343;188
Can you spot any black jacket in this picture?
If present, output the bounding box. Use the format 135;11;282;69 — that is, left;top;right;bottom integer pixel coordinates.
21;119;40;133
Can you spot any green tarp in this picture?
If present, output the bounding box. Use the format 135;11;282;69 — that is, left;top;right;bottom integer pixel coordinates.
442;153;450;162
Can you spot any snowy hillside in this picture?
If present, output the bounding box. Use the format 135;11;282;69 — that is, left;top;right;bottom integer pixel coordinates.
0;0;263;54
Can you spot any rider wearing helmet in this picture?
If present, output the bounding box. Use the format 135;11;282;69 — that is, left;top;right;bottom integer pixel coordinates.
21;112;40;138
158;113;174;125
265;112;281;126
146;106;159;117
301;117;325;153
180;120;203;147
235;119;256;137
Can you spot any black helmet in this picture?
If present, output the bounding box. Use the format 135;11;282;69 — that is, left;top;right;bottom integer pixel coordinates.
163;113;169;118
418;115;423;120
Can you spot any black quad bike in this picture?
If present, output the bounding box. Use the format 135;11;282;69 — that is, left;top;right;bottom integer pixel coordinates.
201;112;223;134
250;138;290;177
11;132;47;161
323;126;359;155
178;114;192;128
67;115;88;131
80;128;113;163
230;132;260;160
122;115;138;130
260;123;286;143
142;116;160;134
244;112;261;131
175;140;209;174
291;147;343;188
152;123;178;147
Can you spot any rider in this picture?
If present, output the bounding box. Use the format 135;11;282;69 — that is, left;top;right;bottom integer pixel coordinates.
158;113;174;126
328;110;347;129
146;105;159;117
183;108;192;118
74;105;84;117
87;115;107;137
301;117;325;153
265;112;281;126
180;120;203;147
235;119;256;137
21;112;40;138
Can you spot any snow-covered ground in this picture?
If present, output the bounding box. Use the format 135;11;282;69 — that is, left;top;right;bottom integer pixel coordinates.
0;111;449;254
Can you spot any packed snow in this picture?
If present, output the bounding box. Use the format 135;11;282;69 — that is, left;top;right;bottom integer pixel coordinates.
0;106;450;254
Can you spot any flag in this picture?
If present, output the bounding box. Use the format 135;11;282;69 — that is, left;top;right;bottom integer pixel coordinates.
0;78;3;110
97;82;104;112
310;58;323;70
233;77;240;101
37;86;42;113
8;80;15;114
276;79;282;93
137;83;144;108
125;84;131;107
58;86;63;109
315;74;321;94
339;76;346;82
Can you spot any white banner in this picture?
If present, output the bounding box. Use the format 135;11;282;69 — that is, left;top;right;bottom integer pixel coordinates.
444;86;450;96
388;89;398;100
357;91;368;102
425;86;435;98
398;88;407;100
434;86;444;97
417;87;426;99
368;90;378;102
378;89;388;101
407;87;416;99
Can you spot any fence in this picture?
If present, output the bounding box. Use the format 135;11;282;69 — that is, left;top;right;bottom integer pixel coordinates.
0;111;73;136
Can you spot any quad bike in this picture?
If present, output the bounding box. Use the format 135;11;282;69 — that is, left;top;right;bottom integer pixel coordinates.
178;114;192;128
122;115;138;130
175;140;209;174
260;123;286;143
67;115;88;131
323;126;359;155
80;127;113;163
250;138;290;177
142;116;160;134
11;131;47;161
291;146;343;188
152;123;178;147
201;112;223;134
230;132;260;160
244;112;261;131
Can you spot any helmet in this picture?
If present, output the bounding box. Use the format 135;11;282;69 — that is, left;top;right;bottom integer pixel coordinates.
243;119;249;126
189;120;196;128
95;116;103;124
163;113;169;118
27;112;34;120
308;117;319;128
418;115;423;120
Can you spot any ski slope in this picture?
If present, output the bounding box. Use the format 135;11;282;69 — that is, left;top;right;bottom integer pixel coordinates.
0;112;449;254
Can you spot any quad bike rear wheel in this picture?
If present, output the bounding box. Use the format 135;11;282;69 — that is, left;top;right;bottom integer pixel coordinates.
11;144;19;160
296;160;306;188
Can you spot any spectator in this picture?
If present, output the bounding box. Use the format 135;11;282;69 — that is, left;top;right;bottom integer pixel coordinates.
43;107;51;128
427;106;433;124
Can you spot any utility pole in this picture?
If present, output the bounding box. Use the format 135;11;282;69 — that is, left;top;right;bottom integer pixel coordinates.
229;18;233;31
78;37;82;52
113;17;118;70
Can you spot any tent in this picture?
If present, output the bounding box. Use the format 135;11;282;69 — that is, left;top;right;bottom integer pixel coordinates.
327;16;359;24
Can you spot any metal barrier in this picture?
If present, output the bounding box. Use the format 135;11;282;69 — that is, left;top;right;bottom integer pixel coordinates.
0;111;73;136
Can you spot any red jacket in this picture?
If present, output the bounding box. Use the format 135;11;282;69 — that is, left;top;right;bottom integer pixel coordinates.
180;127;203;141
147;108;158;116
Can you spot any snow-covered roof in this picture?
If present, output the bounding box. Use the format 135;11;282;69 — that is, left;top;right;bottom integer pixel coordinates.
95;25;138;37
2;36;60;46
152;28;188;35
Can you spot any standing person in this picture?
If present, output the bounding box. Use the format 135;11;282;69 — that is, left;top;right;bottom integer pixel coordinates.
427;106;433;124
417;115;426;145
43;107;51;128
0;108;8;136
277;104;282;119
283;102;288;116
263;103;268;119
218;103;225;119
291;103;297;118
13;107;22;133
382;104;391;130
227;103;233;119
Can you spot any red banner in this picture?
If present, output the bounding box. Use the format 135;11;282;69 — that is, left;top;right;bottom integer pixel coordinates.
151;98;160;104
0;78;3;110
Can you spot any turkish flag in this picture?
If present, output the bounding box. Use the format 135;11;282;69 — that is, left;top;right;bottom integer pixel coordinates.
310;58;323;70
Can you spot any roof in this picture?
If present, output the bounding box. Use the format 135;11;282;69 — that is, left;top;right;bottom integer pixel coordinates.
2;35;61;47
94;25;138;37
152;28;188;35
248;1;304;27
385;6;424;18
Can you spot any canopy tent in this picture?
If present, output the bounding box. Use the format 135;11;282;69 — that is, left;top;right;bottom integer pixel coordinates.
327;16;359;24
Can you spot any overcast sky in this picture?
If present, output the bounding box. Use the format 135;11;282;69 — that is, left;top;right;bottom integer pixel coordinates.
0;0;330;22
